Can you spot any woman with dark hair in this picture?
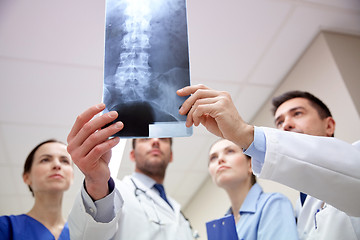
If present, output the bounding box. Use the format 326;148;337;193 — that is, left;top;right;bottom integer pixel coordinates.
207;139;298;239
0;139;74;240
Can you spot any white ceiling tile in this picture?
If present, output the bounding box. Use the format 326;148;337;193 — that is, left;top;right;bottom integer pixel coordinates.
117;170;134;181
304;0;360;11
0;0;105;67
117;140;135;180
65;167;84;196
11;166;29;194
62;194;79;218
163;171;188;197
248;4;360;86
0;196;23;215
116;140;134;169
0;127;9;165
170;171;209;206
169;135;216;171
192;124;227;140
18;194;35;214
0;124;71;166
0;59;103;126
187;0;293;83
189;80;243;99
190;136;224;172
233;85;274;122
0;167;18;195
170;195;188;208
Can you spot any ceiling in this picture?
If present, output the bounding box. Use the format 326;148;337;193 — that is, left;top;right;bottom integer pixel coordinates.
1;0;360;217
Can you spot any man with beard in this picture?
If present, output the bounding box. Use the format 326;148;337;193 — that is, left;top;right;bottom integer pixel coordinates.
177;85;360;240
66;104;194;240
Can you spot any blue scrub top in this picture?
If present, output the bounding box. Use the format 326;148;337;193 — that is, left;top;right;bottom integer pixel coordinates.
0;214;69;240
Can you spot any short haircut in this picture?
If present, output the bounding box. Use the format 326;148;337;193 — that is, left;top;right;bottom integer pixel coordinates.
272;90;332;119
132;138;173;149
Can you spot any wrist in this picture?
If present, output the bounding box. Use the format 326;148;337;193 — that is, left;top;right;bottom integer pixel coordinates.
84;177;110;201
235;124;254;150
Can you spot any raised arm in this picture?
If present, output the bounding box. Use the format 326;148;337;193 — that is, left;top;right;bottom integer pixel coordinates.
67;103;123;200
177;84;254;149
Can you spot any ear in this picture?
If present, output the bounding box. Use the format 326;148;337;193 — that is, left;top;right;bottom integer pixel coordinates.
169;151;173;163
247;157;253;175
23;172;31;186
324;117;336;137
130;149;136;163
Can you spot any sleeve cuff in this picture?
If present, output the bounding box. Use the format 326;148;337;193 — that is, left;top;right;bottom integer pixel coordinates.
244;126;267;175
81;178;116;223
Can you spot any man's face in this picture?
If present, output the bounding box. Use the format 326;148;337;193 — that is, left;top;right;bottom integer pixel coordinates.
131;138;173;178
274;97;335;137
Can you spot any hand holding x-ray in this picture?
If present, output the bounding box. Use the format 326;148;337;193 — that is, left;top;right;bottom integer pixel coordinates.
178;84;254;150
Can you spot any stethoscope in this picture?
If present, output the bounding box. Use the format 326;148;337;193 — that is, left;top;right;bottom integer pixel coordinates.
130;178;164;225
130;178;200;238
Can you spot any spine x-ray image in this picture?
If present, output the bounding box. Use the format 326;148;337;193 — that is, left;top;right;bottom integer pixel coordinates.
103;0;192;138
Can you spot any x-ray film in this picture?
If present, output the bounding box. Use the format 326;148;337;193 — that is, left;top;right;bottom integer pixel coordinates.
102;0;192;138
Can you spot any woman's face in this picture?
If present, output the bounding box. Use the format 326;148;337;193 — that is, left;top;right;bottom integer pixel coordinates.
208;139;252;189
23;142;74;196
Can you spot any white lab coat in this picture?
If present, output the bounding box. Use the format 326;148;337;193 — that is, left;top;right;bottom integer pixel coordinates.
258;127;360;216
68;175;194;240
256;127;360;239
295;196;360;240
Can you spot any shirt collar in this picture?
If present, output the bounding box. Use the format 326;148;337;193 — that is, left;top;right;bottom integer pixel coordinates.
132;172;156;189
225;183;263;216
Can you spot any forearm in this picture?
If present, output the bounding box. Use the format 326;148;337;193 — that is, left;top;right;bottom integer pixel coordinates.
261;127;360;216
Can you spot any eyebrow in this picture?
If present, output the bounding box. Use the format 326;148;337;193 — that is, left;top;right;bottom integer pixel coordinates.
274;106;305;124
209;145;234;157
209;152;217;159
38;154;69;159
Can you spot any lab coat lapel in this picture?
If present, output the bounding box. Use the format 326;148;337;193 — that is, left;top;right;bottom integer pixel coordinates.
127;176;177;217
146;185;178;215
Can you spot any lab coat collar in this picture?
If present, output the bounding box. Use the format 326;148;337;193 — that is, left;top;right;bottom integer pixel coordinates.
132;172;156;189
129;173;180;214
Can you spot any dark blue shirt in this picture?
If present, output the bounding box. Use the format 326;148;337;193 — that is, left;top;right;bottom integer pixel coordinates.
0;214;69;240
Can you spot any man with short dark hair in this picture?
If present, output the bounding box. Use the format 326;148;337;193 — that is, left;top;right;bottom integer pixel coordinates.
178;85;360;239
66;104;194;240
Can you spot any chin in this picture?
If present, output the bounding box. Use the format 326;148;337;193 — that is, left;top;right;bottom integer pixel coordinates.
215;176;232;187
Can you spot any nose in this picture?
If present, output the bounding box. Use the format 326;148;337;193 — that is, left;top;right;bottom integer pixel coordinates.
151;138;160;147
282;117;295;131
52;158;62;170
217;153;226;165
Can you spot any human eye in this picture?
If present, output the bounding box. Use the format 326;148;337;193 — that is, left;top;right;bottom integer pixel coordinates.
294;111;303;116
61;157;70;164
160;138;171;143
40;157;50;163
275;120;283;128
209;154;217;163
226;148;235;154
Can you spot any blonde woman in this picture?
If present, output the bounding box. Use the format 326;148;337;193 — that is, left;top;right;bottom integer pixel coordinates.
207;139;298;240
